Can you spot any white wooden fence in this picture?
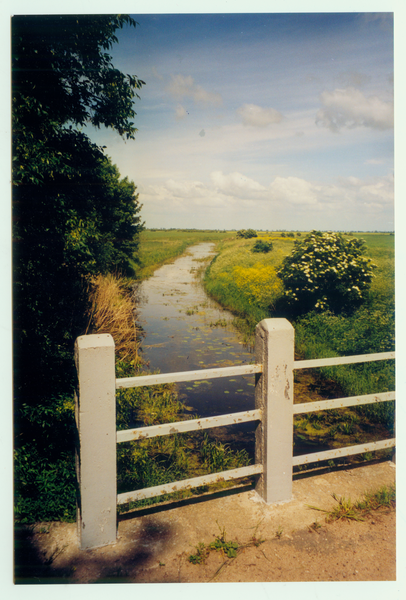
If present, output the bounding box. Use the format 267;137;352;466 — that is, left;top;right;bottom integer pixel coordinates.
74;318;395;550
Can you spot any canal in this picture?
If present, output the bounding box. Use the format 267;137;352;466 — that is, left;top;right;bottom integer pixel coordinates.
135;243;257;455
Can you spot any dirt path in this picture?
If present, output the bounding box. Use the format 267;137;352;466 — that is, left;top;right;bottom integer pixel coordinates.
15;460;396;584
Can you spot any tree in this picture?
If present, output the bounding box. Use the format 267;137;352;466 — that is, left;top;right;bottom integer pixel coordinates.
277;231;376;314
12;15;143;145
12;15;148;522
12;15;145;402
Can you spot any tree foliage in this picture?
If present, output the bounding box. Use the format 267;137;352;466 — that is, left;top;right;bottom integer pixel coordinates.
277;231;376;314
12;15;144;148
12;15;145;402
13;15;147;522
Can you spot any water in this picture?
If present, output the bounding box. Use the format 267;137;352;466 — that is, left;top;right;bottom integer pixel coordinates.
135;243;257;453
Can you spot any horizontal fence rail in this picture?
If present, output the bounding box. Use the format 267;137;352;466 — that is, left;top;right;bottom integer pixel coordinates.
117;409;262;443
292;439;396;467
293;391;395;415
117;465;264;505
75;319;395;550
294;351;395;370
116;363;263;389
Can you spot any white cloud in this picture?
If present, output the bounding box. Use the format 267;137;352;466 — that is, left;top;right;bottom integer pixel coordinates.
165;179;206;199
167;74;222;106
269;177;319;205
338;173;394;206
237;103;283;127
175;104;188;120
316;87;393;132
211;170;267;199
137;170;393;229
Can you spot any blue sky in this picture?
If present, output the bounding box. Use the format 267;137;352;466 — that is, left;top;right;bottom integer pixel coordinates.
84;11;394;231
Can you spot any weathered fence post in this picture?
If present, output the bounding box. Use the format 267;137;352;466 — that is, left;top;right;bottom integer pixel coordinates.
75;334;117;549
255;318;294;503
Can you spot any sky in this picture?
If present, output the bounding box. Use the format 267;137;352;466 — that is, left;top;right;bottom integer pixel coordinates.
84;11;395;231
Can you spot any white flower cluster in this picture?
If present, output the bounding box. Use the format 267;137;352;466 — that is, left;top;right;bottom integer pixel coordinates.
278;231;376;311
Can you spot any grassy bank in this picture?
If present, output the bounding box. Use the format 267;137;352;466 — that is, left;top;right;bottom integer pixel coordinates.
204;233;296;331
204;231;395;435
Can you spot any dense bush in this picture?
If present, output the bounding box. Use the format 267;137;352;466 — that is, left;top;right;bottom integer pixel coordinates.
236;229;257;239
14;395;76;522
278;231;376;313
252;239;273;253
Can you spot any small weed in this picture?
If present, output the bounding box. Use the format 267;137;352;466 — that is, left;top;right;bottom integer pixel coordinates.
308;493;364;522
189;542;210;565
275;526;283;539
37;525;51;534
339;422;354;435
329;426;339;437
308;520;322;533
189;520;265;574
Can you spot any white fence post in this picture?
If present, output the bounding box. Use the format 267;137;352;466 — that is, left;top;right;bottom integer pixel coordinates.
75;334;117;550
255;318;294;503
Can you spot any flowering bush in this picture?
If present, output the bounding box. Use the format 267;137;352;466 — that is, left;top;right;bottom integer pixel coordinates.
277;231;376;313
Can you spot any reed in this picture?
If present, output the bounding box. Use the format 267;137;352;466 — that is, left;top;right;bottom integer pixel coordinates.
86;273;140;364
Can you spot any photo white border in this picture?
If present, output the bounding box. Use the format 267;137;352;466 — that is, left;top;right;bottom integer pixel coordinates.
2;2;404;599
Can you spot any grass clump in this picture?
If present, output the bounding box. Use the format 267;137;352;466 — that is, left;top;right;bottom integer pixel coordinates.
294;307;395;429
308;484;395;522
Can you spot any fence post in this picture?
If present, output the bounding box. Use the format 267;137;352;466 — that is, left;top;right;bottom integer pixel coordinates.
255;318;294;503
75;334;117;550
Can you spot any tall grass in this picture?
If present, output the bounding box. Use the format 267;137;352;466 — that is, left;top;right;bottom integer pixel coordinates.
86;273;141;364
